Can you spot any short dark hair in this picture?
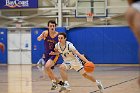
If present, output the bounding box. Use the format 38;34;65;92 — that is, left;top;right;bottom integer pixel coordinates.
48;20;57;26
58;32;67;39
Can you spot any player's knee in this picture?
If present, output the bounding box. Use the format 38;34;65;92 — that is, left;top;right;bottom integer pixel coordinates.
45;65;49;70
59;65;66;71
45;64;51;70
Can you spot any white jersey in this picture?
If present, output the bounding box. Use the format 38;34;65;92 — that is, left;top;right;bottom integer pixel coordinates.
55;41;84;73
55;41;78;61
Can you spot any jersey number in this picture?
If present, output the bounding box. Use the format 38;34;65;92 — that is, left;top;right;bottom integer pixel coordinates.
49;43;54;49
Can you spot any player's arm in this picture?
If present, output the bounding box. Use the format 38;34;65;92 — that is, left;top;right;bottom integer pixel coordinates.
73;50;89;63
69;43;89;63
37;31;48;41
49;50;60;55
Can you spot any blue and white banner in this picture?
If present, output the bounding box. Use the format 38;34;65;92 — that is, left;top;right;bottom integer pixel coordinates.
0;0;38;9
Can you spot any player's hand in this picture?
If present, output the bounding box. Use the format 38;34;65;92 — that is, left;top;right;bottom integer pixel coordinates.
83;61;90;65
82;61;86;65
49;51;55;55
42;32;47;40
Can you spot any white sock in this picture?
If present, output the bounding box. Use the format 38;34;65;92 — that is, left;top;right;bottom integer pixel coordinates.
52;80;56;83
64;81;69;85
96;80;100;84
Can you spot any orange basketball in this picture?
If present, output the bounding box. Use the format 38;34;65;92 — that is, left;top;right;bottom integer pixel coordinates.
0;42;5;53
84;61;95;73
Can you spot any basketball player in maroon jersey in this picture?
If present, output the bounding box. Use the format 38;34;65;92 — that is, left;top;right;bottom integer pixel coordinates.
37;20;61;90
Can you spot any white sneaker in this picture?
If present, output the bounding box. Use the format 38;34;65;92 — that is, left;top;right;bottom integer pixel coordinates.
96;80;104;93
59;83;71;92
51;82;58;90
64;83;70;88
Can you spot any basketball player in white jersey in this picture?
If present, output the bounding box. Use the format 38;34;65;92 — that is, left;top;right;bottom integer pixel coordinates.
49;32;104;93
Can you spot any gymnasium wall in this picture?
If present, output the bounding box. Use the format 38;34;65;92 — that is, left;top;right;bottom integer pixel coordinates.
31;27;66;64
0;26;138;64
67;26;138;64
0;28;7;64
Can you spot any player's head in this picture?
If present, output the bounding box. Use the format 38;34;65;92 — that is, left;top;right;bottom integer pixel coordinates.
58;32;67;43
47;20;57;31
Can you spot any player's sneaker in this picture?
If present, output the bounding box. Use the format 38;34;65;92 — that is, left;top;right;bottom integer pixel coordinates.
51;82;58;90
96;80;104;93
59;83;70;92
63;82;70;88
58;81;65;86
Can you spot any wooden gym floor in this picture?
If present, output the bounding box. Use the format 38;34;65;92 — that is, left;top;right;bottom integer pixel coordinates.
0;64;139;93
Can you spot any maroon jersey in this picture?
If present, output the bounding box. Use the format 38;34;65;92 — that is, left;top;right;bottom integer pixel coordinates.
44;31;58;54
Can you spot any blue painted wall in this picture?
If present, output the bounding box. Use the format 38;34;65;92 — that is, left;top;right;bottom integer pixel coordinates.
31;26;138;64
67;27;138;64
0;28;7;64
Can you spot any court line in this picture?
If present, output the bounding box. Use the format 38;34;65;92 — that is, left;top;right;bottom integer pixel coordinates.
90;77;139;93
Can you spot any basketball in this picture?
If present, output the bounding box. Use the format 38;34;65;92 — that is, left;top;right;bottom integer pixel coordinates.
84;61;95;73
0;42;5;53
